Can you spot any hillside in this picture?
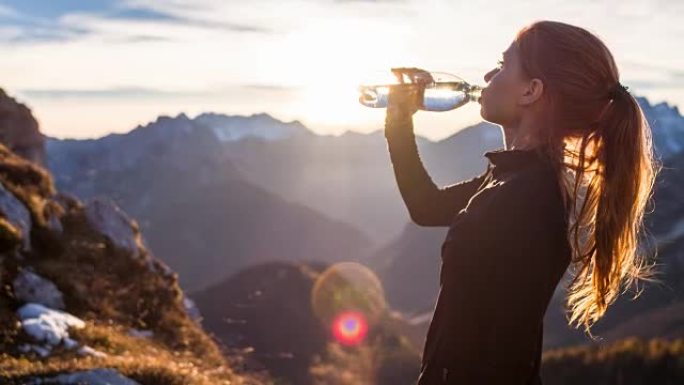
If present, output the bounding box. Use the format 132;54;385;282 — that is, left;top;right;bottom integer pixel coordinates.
191;260;422;385
0;141;271;384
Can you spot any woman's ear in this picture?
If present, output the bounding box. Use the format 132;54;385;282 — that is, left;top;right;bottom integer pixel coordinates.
519;78;544;106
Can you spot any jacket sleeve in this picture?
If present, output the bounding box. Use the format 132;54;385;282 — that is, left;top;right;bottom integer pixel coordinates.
384;112;490;227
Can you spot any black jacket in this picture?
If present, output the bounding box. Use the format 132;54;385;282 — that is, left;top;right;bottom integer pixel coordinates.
384;114;572;385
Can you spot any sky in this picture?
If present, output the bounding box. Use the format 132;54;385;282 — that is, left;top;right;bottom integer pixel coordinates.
0;0;682;141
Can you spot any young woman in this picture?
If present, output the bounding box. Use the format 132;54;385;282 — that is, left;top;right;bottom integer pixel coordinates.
384;20;661;384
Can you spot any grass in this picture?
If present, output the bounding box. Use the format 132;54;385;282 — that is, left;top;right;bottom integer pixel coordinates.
0;141;274;384
0;322;265;384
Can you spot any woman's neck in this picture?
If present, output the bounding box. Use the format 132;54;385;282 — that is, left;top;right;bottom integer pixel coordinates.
502;117;542;150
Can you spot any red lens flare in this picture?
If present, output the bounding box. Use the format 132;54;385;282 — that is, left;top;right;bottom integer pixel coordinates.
331;310;368;346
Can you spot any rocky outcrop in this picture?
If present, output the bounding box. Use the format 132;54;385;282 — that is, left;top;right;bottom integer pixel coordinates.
16;303;89;357
0;88;45;166
0;181;32;252
84;197;144;259
12;270;65;310
0;90;272;384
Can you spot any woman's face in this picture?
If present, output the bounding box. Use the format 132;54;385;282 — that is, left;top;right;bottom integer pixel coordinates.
479;42;530;126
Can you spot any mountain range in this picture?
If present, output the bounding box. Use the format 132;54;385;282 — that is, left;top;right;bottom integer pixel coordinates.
43;95;684;351
46;113;373;292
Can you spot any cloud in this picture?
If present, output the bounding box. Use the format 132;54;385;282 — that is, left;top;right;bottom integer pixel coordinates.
0;0;274;45
107;3;274;34
0;25;76;44
106;34;175;43
104;6;179;22
333;0;407;2
623;60;684;80
0;4;19;17
120;0;414;33
18;87;180;99
17;84;302;100
0;0;417;45
2;0;682;140
241;84;302;92
618;60;684;90
0;3;88;43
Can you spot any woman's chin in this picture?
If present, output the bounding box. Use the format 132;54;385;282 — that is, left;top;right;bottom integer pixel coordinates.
479;105;488;120
479;108;501;125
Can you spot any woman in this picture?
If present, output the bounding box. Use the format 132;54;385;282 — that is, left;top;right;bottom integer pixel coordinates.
384;20;661;384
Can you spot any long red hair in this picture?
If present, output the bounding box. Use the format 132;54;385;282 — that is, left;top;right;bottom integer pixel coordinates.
513;20;662;337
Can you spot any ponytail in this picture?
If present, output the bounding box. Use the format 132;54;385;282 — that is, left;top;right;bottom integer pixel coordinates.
564;83;662;338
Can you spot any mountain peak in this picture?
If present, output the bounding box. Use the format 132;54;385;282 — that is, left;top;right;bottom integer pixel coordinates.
153;112;191;124
636;96;684;160
250;111;274;119
193;112;313;142
0;87;46;165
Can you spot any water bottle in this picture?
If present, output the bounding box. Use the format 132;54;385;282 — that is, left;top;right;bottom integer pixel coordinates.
357;68;483;112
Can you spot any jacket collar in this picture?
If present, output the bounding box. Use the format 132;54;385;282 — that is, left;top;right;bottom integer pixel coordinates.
484;147;546;176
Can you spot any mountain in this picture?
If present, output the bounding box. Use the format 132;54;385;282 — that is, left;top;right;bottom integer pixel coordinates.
0;88;46;166
46;110;503;251
191;259;421;385
0;134;271;383
191;260;330;385
638;96;684;160
366;222;446;315
46;113;374;292
194;112;313;142
219;120;502;246
210;97;683;248
42;93;684;350
195;96;684;249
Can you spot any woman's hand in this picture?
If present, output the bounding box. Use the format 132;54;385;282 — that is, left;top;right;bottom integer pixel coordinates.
386;67;434;119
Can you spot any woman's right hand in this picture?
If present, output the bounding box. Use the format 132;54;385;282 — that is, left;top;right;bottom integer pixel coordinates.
386;67;434;119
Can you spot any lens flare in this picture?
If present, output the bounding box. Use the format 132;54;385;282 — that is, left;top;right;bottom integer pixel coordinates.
311;262;387;328
332;310;368;346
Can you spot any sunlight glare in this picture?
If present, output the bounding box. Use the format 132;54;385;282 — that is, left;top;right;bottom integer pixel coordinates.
276;18;410;128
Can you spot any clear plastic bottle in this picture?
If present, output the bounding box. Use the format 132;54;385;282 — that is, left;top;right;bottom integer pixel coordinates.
357;69;483;112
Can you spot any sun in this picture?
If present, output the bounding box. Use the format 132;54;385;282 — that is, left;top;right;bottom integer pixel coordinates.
298;70;366;127
276;18;410;129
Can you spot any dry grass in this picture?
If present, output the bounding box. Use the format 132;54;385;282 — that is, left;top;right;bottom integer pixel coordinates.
0;321;273;385
540;337;684;383
542;337;684;363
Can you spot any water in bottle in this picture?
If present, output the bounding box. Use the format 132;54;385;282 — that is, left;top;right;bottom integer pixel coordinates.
357;70;483;112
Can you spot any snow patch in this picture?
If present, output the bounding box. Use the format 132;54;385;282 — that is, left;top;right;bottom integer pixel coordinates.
77;345;107;358
15;303;105;358
183;295;202;323
17;303;85;346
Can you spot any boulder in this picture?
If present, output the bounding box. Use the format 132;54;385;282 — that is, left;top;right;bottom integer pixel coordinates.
84;197;141;258
13;270;65;310
0;181;31;252
27;368;140;385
